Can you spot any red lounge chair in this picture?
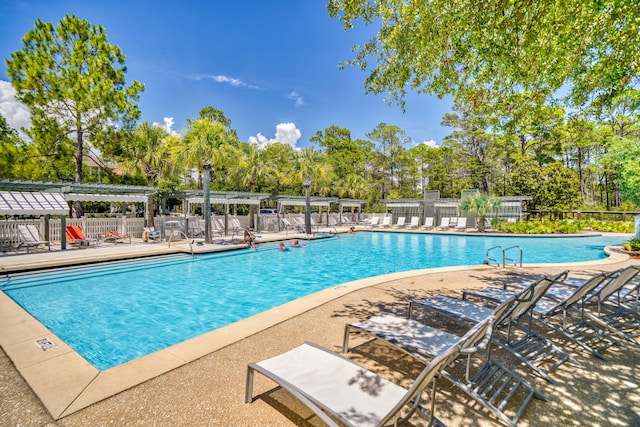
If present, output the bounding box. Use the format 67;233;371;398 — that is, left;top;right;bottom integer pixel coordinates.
65;226;95;247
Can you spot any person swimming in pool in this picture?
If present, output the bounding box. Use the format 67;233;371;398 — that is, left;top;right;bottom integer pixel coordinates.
290;239;306;247
279;242;288;251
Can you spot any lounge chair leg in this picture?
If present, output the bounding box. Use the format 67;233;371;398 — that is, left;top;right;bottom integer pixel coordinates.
245;367;255;403
342;325;351;353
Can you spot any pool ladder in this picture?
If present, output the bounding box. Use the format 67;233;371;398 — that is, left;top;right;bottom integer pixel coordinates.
167;231;195;257
486;245;522;269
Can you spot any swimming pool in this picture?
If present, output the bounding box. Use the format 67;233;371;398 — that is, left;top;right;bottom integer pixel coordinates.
1;232;623;370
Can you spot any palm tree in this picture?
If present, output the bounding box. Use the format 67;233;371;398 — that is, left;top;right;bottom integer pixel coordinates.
179;119;234;243
459;194;502;232
233;144;275;228
118;122;174;226
338;173;369;220
291;149;335;222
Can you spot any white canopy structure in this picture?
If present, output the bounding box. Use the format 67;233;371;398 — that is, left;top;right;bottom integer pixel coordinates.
0;191;68;216
187;196;263;207
63;193;150;203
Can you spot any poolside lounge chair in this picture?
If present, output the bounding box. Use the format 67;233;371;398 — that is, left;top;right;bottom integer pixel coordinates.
229;217;246;239
340;214;357;226
365;216;379;229
463;271;626;359
420;217;434;230
408;272;578;384
605;270;640;313
292;216;307;231
471;268;640;346
246;342;460;427
310;217;338;234
344;309;544;427
436;217;450;230
379;216;392;228
187;217;202;237
246;317;492;427
453;217;467;231
17;224;50;253
230;217;243;232
574;266;640;342
143;227;161;242
65;225;95;247
406;216;420;229
281;217;305;234
196;219;223;239
213;218;229;236
103;230;131;244
391;216;406;228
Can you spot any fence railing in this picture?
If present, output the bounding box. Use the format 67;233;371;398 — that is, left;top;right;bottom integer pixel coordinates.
0;217;147;246
526;210;640;222
0;212;392;249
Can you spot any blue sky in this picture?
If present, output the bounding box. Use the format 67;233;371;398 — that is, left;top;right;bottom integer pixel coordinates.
0;0;453;150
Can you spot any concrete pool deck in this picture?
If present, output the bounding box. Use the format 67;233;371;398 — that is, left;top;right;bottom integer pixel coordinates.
1;231;639;426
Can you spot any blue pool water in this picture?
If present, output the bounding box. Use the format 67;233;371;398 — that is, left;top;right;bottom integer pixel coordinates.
2;232;624;370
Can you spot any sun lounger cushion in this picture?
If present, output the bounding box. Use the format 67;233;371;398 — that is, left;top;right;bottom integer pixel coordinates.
346;313;460;358
248;342;414;427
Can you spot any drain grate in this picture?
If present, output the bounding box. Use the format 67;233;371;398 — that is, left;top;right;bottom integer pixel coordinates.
35;338;56;351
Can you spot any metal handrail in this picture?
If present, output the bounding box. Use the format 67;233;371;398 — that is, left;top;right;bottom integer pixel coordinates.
503;245;523;268
485;245;523;269
486;246;502;267
167;230;194;257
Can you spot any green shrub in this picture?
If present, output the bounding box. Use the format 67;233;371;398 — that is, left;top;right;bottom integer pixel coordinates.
577;219;635;233
495;219;634;234
496;220;583;234
624;238;640;251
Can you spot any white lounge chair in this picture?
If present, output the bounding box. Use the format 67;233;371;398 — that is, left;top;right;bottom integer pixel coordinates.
420;217;434;230
246;340;461;427
379;216;392;228
406;216;420;229
281;217;305;234
17;224;50;253
462;271;627;359
454;217;467;231
409;272;578;385
366;216;379;229
230;217;246;239
345;300;548;427
391;216;406;228
310;217;337;234
436;217;450;230
340;214;356;225
214;218;228;236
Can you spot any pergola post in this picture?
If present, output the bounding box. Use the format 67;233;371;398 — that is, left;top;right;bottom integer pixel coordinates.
61;215;67;250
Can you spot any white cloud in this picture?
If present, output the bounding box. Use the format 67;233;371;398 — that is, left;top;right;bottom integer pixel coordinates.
287;90;304;107
150;117;180;136
420;139;438;148
248;122;302;150
191;74;259;90
0;80;31;131
247;132;270;146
